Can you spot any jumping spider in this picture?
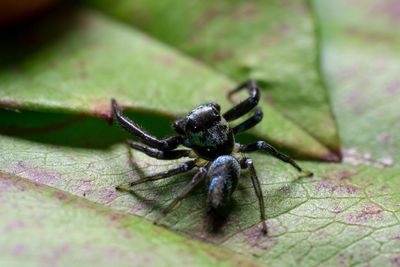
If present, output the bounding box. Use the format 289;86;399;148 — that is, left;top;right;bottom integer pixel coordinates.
112;80;312;234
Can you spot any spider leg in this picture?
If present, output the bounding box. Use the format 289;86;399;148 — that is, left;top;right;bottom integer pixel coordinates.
112;99;183;150
223;79;260;122
240;158;267;234
153;167;207;225
238;141;313;176
232;108;263;135
116;160;197;190
127;140;190;160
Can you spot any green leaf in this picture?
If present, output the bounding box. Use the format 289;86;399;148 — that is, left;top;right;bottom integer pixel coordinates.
1;108;400;266
312;0;400;168
82;0;341;158
0;171;260;266
0;5;333;161
1;1;400;266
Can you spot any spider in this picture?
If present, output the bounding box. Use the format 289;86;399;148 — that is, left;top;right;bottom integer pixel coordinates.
111;80;312;234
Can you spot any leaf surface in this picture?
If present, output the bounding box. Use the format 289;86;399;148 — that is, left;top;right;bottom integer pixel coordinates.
0;109;399;266
82;0;341;157
0;171;259;267
0;6;331;160
313;0;400;167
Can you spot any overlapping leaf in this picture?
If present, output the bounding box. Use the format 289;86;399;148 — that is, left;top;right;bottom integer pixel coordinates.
0;6;330;160
83;0;341;157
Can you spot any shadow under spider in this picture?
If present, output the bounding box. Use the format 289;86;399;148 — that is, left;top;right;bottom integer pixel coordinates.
122;143;249;233
123;146;309;234
121;143;208;219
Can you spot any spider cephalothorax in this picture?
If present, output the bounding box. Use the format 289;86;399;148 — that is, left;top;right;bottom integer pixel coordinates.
112;80;312;234
183;103;234;161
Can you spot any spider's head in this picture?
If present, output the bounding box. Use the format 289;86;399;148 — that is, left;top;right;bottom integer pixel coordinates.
181;103;234;161
185;103;221;133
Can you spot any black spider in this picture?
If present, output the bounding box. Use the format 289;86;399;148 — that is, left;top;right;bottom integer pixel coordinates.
111;80;312;234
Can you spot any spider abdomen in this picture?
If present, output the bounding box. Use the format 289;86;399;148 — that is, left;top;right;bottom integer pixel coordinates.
206;155;240;213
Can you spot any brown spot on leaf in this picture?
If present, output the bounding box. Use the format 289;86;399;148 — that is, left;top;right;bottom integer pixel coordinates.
11;243;27;257
346;205;384;224
345;88;369;114
314;230;327;236
117;88;126;95
17;161;28;171
345;26;396;44
108;212;127;222
379;133;392;145
332;206;342;213
280;185;289;191
194;7;220;28
79;72;88;80
263;96;274;104
391;256;400;266
232;3;258;19
91;98;113;124
77;60;86;68
19;167;62;185
363;206;382;215
3;220;26;232
157;56;176;66
384;81;400;95
262;36;279;47
98;188;119;204
205;249;227;262
53;192;68;201
237;223;278;252
212;49;233;62
336;169;355;181
314;180;361;194
262;24;291;47
71;201;96;211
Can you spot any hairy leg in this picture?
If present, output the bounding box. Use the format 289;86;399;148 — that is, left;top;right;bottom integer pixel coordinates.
241;158;267;234
153;167;207;224
116;160;197;190
223;80;260;121
127;140;190;160
232;108;263;134
238;141;313;176
112;99;183;150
